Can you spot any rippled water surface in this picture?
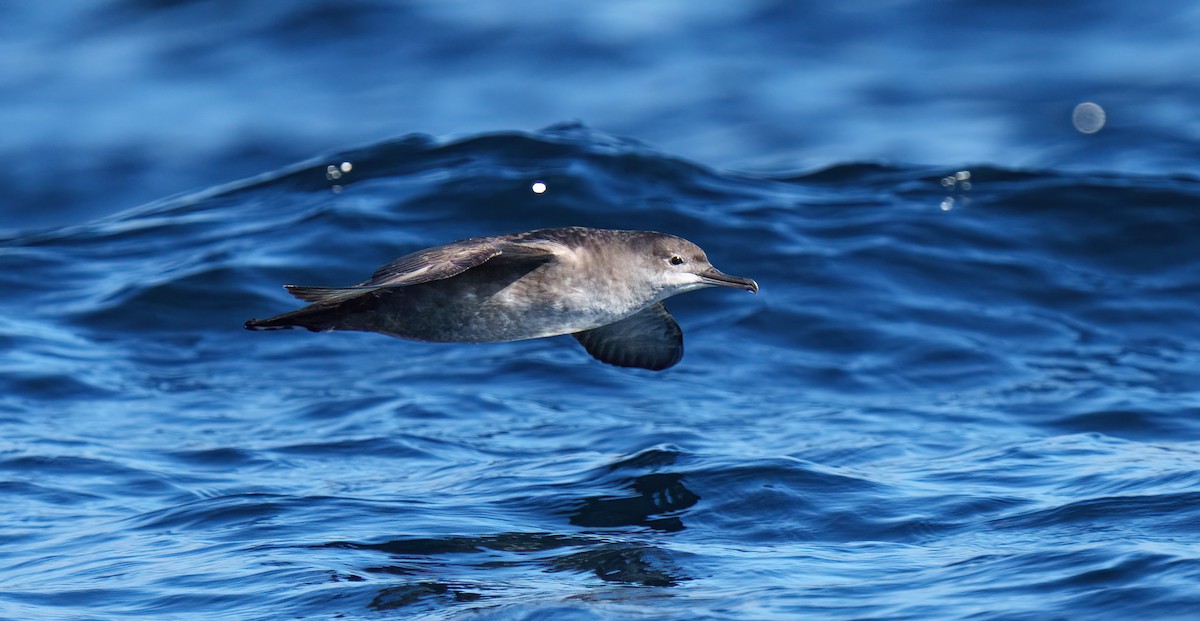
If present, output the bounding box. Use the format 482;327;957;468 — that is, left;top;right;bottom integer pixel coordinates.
4;2;1200;620
4;125;1199;620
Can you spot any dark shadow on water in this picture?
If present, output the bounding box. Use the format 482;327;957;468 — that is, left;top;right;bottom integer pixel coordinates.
368;581;484;611
547;543;680;587
318;458;700;610
569;472;700;532
323;531;686;610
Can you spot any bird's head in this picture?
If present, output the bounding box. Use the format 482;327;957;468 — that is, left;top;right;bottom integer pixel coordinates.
641;234;759;298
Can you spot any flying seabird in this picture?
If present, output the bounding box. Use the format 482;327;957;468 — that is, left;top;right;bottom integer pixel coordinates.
245;226;758;370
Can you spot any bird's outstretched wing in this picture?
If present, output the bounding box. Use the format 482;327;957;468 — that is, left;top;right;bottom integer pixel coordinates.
572;303;683;371
283;236;562;304
362;236;560;287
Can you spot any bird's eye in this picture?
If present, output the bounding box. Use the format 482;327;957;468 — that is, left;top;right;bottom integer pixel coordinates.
669;255;684;266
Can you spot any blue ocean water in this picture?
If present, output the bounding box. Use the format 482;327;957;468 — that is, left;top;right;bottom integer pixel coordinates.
4;124;1199;620
3;2;1200;620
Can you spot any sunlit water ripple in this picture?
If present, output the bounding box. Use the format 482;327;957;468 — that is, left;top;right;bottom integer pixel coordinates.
2;125;1199;620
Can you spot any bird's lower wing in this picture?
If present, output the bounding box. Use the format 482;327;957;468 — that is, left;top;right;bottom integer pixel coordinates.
572;303;683;371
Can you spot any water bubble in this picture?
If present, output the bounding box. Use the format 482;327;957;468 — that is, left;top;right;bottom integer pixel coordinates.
340;161;352;173
941;171;972;191
940;197;954;211
531;181;547;194
325;165;341;180
1072;102;1106;134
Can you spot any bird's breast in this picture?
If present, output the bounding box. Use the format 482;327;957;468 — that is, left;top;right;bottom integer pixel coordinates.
485;267;639;335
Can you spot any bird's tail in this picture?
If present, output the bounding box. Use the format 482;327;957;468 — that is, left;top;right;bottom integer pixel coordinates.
244;305;343;332
245;286;386;332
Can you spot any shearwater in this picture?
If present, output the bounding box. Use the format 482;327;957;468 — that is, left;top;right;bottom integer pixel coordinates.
245;226;758;370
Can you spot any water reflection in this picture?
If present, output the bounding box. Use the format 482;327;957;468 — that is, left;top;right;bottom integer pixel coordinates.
320;465;700;608
324;531;687;610
570;472;700;532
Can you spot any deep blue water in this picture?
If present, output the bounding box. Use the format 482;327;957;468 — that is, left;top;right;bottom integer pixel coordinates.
3;3;1200;620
